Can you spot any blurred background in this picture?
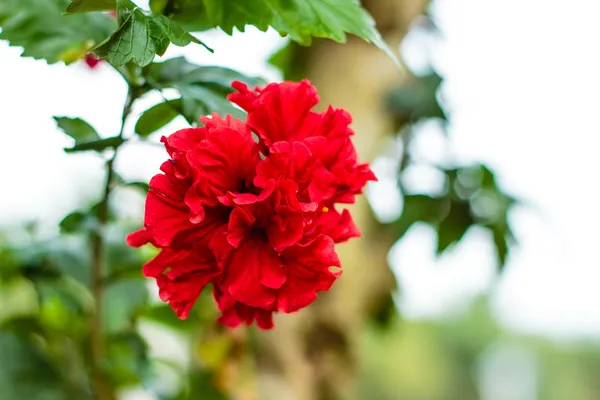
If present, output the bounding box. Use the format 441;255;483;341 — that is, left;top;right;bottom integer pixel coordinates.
1;0;600;399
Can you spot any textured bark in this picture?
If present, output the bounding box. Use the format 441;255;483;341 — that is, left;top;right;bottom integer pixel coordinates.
254;1;429;400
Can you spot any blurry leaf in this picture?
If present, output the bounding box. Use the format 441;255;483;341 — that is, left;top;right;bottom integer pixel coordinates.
436;201;473;254
59;211;89;234
135;99;182;137
147;57;265;123
0;316;44;332
106;240;146;279
392;195;449;239
492;227;509;269
20;262;63;282
171;369;228;400
38;281;91;335
46;239;91;286
37;278;93;315
387;73;445;122
0;332;69;400
54;117;100;142
64;136;124;153
103;279;148;333
149;0;169;15
0;277;39;324
142;287;216;331
123;181;149;192
0;0;116;64
480;164;497;189
94;0;210;67
142;304;199;332
486;223;515;271
152;0;397;64
66;0;115;13
106;332;151;387
370;292;398;329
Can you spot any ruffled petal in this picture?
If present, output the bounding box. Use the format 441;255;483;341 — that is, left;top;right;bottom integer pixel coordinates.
277;236;341;313
221;240;280;309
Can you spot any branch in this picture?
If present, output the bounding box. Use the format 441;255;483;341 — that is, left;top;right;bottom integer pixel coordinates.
89;86;136;400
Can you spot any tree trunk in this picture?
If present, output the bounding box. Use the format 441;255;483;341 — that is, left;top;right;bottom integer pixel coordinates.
254;1;430;400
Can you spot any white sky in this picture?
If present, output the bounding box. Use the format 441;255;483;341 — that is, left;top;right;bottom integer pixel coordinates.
1;0;599;340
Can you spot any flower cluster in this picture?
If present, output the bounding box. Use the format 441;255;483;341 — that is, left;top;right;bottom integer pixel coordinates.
127;80;376;329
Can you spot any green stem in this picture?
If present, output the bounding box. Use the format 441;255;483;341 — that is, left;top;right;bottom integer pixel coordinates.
89;84;136;400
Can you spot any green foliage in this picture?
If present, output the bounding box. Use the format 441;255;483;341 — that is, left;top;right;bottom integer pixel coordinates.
383;53;517;270
65;136;125;153
59;211;89;234
135;99;182;137
66;0;115;13
93;0;210;67
151;0;395;62
106;332;151;386
0;0;115;64
147;57;265;124
53;117;99;142
390;164;516;268
387;73;446;122
53;116;124;153
103;279;148;333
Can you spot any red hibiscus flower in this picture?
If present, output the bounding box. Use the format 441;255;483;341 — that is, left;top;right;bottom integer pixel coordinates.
128;80;376;329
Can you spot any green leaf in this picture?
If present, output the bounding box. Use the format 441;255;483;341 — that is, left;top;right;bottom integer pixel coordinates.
271;0;396;62
58;211;88;233
122;181;150;192
64;136;124;153
149;0;169;15
153;0;396;63
147;57;265;124
142;304;198;332
183;370;228;400
141;287;215;330
103;279;148;333
485;223;515;272
151;0;271;33
492;226;509;269
0;0;116;64
66;0;115;13
93;0;210;67
106;239;147;279
135;99;182;137
42;243;91;288
436;201;473;254
148;57;266;88
392;195;449;239
106;332;151;387
177;83;244;123
387;73;446;122
37;278;93;318
53;116;122;153
53;117;100;142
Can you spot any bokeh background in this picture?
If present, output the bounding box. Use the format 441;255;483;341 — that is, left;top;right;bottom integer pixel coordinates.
1;0;600;399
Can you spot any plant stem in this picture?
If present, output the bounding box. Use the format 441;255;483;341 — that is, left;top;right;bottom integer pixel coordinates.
89;86;136;400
